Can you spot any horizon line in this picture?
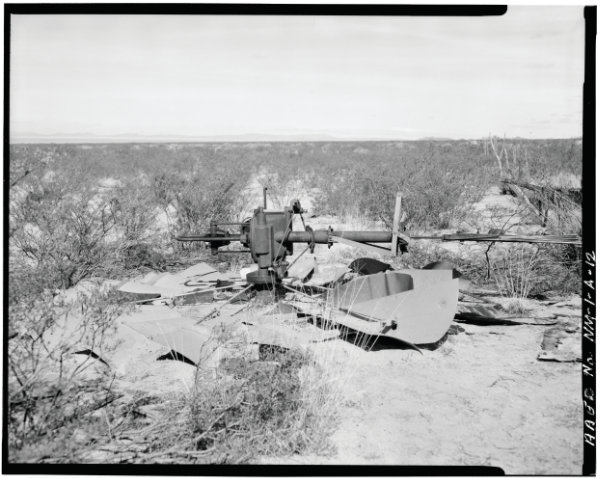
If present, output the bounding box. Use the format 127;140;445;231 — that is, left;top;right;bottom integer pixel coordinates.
9;133;583;144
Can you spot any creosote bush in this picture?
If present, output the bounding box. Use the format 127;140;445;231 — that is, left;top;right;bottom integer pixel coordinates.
10;176;118;290
8;287;126;460
312;147;484;229
488;243;581;298
135;347;335;464
184;347;330;462
151;160;253;234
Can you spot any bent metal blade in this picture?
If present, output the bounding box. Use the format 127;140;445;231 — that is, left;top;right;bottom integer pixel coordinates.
345;278;459;344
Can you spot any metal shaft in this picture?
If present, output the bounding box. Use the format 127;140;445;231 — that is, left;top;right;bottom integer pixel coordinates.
175;234;242;242
177;230;397;245
279;230;394;244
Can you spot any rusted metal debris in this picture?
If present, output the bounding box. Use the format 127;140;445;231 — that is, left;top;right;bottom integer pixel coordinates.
538;325;581;362
455;304;558;326
348;257;393;276
410;232;581;245
111;196;579;365
174;197;581;289
115;260;461;361
118;264;246;305
113;254;568;367
174;197;407;285
329;269;458;344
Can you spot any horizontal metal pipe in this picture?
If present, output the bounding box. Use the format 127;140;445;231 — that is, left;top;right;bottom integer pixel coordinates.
331;230;395;243
410;234;582;245
279;230;329;243
174;235;241;242
278;230;394;244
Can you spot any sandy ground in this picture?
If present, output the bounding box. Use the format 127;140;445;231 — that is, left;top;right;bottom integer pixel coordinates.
317;317;580;473
257;301;582;474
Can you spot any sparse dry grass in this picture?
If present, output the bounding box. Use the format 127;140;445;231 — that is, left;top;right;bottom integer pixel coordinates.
493;244;539;300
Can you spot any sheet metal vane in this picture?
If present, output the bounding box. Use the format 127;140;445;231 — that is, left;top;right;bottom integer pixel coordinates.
331;270;459;345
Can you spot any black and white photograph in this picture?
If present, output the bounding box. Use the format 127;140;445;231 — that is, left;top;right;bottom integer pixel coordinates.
5;4;595;474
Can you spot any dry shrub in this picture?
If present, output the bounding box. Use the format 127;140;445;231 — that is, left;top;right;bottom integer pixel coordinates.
528;244;581;295
8;287;126;461
489;242;580;299
151;160;252;235
189;348;306;460
260;170;307;210
135;346;336;464
493;245;539;300
10;175;119;290
9;166;171;299
313;153;482;230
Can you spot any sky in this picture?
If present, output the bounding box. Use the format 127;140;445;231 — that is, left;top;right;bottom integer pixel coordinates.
10;7;586;141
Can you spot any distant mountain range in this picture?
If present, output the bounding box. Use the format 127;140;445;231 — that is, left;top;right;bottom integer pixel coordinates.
11;132;362;143
10;132;581;144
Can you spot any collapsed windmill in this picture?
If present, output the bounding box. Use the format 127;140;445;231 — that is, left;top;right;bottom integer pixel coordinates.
115;191;580;364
